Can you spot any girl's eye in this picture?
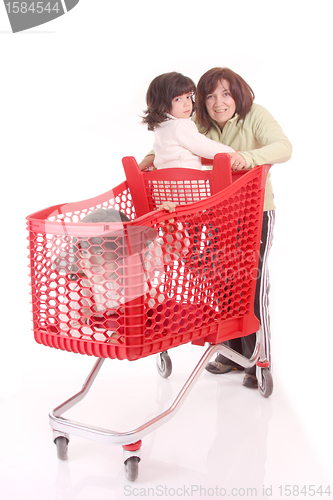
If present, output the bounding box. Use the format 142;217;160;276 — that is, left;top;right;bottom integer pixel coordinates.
206;95;214;100
80;250;88;256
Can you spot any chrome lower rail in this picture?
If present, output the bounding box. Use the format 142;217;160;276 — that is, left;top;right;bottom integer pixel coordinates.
49;337;260;447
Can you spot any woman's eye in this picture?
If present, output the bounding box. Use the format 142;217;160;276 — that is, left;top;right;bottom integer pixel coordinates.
206;95;214;100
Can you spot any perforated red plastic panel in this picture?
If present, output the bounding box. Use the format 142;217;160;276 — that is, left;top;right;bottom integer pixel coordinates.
27;158;269;361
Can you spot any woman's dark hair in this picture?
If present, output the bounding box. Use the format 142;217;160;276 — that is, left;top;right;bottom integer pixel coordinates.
196;68;255;132
142;72;196;131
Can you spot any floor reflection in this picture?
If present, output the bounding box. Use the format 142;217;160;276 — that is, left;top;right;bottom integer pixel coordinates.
1;345;331;500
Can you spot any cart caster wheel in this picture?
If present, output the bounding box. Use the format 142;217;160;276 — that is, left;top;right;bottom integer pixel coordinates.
55;436;69;460
156;351;172;378
258;368;273;398
124;456;139;481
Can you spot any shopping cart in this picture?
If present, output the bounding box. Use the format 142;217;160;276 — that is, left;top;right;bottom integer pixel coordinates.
26;153;272;481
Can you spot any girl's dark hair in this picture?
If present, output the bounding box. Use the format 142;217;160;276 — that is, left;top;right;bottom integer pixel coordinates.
196;68;255;132
79;208;129;226
69;208;130;280
142;72;196;131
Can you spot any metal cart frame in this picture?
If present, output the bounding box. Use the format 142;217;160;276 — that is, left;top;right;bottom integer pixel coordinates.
27;154;272;481
50;326;269;481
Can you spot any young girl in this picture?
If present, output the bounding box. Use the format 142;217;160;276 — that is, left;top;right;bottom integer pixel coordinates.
142;72;235;171
58;208;131;342
58;208;188;341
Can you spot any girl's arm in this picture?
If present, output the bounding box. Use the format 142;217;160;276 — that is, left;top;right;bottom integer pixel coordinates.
176;119;235;158
138;154;155;170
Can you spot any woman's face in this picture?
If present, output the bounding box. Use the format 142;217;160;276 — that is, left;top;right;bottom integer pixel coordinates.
205;79;236;128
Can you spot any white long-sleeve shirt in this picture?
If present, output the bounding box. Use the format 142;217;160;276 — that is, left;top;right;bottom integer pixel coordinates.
57;237;189;341
153;115;235;170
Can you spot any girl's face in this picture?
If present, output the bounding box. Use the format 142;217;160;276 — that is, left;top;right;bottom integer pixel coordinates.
205;79;236;128
79;246;117;281
169;92;193;119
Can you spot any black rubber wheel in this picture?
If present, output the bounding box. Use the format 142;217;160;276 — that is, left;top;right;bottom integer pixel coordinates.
156;351;172;378
258;368;273;398
55;436;69;460
124;456;139;481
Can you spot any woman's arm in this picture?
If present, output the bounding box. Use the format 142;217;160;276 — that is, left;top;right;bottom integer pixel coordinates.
239;106;292;168
229;152;247;170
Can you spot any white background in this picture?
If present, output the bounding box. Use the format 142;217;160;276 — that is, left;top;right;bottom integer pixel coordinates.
1;0;332;497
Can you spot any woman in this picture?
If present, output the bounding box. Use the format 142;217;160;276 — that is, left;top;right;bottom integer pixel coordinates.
139;67;292;389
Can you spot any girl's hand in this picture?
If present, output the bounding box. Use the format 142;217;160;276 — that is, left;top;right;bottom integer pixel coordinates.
159;201;176;213
229;152;246;171
138;154;155;171
159;202;177;234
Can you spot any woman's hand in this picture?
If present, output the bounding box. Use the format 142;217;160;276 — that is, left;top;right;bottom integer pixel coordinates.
229;152;246;171
138;154;156;171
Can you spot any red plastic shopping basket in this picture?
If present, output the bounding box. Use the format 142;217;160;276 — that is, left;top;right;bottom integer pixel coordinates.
27;154;270;362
